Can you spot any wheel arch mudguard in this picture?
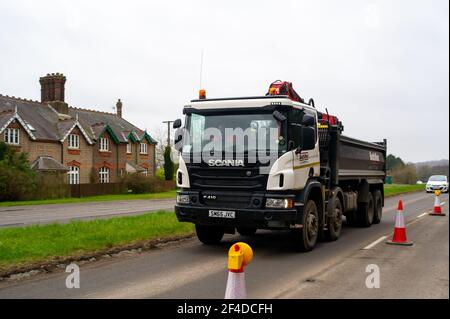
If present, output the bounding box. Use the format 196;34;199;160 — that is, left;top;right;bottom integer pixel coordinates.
328;186;344;217
296;179;325;226
357;180;370;204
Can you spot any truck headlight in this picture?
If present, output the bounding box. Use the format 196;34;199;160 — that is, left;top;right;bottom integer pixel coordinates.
266;198;294;209
177;194;190;204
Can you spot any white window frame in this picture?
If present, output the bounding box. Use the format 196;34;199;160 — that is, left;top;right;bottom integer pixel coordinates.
4;128;20;145
99;167;110;183
68;166;80;185
140;142;148;154
100;137;109;152
68;134;80;149
127;142;132;154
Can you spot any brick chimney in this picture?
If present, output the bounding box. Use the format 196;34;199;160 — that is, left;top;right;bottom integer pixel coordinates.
116;99;123;118
39;73;69;114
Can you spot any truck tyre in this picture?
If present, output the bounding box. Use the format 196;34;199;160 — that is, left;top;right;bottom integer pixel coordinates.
237;227;257;236
195;224;224;245
295;200;319;252
324;196;343;241
372;190;383;224
356;193;374;227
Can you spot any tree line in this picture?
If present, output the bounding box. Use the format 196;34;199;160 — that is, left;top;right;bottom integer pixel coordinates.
387;154;449;184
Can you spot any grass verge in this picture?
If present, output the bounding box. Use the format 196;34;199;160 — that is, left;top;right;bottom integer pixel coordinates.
0;189;177;207
384;184;425;197
0;211;194;276
0;184;426;207
0;184;426;276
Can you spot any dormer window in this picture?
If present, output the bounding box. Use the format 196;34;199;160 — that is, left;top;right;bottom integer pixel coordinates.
100;137;109;151
140;142;148;154
4;128;20;145
68;134;80;149
127;142;132;154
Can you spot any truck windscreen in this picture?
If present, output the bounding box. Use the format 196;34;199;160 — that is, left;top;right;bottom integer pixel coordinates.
182;112;287;154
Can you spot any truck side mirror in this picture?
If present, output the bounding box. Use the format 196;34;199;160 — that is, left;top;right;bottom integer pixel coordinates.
173;119;182;129
302;114;315;127
300;126;316;151
174;129;183;152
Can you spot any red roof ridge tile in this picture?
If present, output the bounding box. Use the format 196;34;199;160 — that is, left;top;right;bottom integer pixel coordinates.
0;93;42;104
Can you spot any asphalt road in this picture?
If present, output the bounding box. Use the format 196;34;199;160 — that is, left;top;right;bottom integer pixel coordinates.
0;192;447;299
0;199;176;227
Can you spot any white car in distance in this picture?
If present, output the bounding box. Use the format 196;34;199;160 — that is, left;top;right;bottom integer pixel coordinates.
426;175;449;193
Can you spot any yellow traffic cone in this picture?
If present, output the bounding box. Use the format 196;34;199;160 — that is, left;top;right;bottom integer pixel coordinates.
225;242;253;299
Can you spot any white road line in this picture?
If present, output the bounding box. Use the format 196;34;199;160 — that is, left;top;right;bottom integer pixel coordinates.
363;236;388;250
417;212;428;218
441;201;446;206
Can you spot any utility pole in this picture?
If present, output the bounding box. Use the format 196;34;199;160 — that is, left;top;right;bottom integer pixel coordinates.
162;120;174;146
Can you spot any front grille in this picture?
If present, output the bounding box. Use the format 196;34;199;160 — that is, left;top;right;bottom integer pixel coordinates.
201;192;253;209
188;166;268;191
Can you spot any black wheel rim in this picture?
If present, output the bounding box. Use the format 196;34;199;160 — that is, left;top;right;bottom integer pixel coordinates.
368;198;374;223
306;206;318;244
376;197;382;218
333;202;343;231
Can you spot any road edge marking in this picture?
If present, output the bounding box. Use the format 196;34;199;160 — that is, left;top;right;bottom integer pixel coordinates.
416;212;428;218
363;236;387;250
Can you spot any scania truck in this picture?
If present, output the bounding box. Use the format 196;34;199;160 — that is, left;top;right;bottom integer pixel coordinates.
173;81;387;251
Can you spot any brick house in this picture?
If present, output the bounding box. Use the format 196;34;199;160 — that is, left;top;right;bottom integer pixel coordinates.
0;73;157;184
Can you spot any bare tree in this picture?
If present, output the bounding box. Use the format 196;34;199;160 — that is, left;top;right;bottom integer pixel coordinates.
149;127;168;169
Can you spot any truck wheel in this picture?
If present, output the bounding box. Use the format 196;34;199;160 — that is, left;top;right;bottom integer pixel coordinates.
372;190;383;224
237;227;257;236
295;200;319;252
324;196;343;241
195;224;224;245
356;193;374;227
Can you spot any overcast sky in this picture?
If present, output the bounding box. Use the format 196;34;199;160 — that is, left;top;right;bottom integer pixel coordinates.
0;0;448;162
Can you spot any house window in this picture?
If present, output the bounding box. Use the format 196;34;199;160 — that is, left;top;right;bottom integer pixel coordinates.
100;137;109;151
140;142;148;154
68;134;80;149
99;167;110;183
127;142;132;154
4;128;19;145
68;166;80;185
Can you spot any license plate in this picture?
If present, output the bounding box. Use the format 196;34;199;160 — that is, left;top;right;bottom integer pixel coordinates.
208;210;235;219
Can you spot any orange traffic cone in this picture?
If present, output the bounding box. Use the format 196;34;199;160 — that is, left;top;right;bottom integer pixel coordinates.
429;190;446;216
225;242;253;299
386;200;413;246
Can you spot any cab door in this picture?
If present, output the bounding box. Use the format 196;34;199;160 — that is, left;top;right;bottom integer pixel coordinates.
291;108;320;190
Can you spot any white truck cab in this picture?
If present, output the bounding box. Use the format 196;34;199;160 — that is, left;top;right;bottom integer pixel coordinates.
174;82;387;252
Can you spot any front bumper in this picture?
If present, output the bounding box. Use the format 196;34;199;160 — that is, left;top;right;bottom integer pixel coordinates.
175;205;298;228
426;185;448;192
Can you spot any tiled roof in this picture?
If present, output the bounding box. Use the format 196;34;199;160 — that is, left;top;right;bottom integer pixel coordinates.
126;161;147;173
0;111;15;131
57;119;76;137
0;95;59;140
31;156;69;171
0;94;156;144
